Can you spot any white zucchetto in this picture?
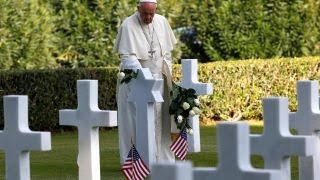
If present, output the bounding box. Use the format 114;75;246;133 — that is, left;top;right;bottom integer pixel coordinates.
139;0;157;3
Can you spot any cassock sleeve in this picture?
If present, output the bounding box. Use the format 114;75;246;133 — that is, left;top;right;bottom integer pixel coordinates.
163;52;173;73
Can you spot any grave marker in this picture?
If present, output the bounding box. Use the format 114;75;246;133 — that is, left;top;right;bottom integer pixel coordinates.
289;80;320;180
127;68;164;168
251;97;315;180
59;80;117;180
0;95;51;180
151;161;193;180
194;122;281;180
178;59;213;152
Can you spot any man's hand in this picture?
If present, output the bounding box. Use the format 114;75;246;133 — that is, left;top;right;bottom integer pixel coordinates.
120;54;142;72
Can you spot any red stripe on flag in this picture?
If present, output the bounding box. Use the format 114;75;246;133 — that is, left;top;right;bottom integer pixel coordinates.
170;128;188;160
122;144;150;180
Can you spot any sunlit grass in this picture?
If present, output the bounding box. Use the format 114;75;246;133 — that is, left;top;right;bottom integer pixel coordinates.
0;124;299;179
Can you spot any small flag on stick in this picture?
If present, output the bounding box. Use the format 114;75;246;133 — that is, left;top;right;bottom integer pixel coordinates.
170;128;188;160
122;144;150;180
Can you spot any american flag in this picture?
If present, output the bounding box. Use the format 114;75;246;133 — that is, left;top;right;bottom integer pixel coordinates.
122;144;150;180
170;128;188;160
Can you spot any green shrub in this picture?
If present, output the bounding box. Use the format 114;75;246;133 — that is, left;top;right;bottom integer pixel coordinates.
190;56;320;122
0;68;118;131
177;0;320;62
0;0;59;69
2;56;320;130
51;0;137;68
1;0;320;69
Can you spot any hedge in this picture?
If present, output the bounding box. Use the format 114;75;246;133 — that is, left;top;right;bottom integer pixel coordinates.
1;56;320;131
193;56;320;123
0;68;118;131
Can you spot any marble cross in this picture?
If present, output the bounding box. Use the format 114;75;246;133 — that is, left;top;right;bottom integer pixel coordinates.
59;80;117;180
289;80;320;180
151;161;193;180
177;59;213;152
194;122;281;180
127;68;163;168
0;95;51;180
251;97;315;180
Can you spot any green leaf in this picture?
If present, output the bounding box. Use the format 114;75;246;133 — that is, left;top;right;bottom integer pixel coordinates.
120;69;138;84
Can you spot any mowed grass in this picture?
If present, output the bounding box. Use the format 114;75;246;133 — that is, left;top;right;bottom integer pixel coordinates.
0;124;299;179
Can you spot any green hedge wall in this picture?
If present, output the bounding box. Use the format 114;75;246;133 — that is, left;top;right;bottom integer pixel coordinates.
0;68;118;131
192;56;320;123
1;56;320;131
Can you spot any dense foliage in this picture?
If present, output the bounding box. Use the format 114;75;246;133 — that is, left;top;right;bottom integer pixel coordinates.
0;0;181;70
179;0;320;62
0;1;59;69
51;0;137;68
1;0;319;69
194;56;320;122
1;56;320;131
0;68;118;131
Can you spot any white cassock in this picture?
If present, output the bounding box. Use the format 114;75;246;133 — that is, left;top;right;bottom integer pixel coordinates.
113;11;177;164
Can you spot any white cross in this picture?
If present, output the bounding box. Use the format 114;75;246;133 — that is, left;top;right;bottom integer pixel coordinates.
0;95;51;180
251;97;315;180
289;80;320;180
148;49;156;60
127;68;163;168
59;80;117;180
151;161;193;180
177;59;213;152
194;122;281;180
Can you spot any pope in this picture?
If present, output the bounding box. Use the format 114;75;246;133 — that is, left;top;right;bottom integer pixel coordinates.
113;0;177;164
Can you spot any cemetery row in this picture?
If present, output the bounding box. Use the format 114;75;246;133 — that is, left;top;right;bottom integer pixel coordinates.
1;59;320;180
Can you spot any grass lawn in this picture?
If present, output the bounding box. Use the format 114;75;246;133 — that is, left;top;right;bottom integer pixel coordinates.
0;124;299;180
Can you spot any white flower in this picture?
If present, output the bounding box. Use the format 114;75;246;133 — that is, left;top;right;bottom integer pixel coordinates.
117;72;125;79
192;107;201;115
177;115;183;123
182;102;190;110
194;98;200;106
187;128;193;135
189;110;196;117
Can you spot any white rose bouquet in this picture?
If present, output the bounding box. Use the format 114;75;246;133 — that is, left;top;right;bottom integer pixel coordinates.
169;82;201;135
117;69;138;84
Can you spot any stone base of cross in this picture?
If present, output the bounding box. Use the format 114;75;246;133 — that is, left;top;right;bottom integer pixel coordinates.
151;161;193;180
176;59;213;152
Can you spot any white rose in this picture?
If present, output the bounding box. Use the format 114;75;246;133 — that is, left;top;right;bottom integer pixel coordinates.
117;72;125;79
194;98;200;106
188;128;193;135
182;102;190;110
192;107;201;115
189;110;196;117
177;115;183;123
